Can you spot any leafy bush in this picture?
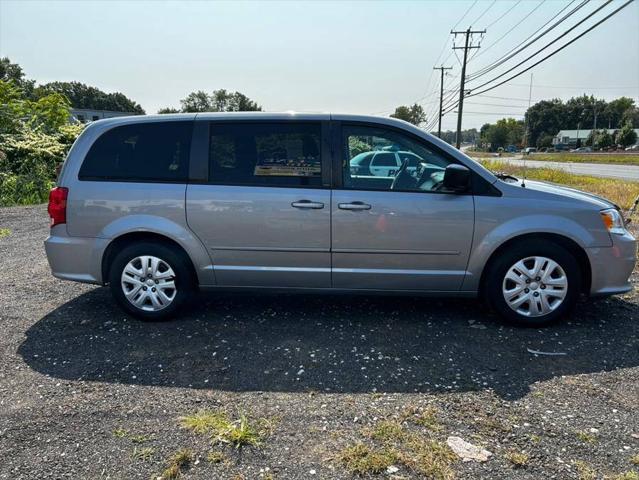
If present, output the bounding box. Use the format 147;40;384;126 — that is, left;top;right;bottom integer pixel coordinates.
0;79;85;206
0;170;53;206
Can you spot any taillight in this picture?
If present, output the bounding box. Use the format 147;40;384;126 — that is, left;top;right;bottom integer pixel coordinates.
48;187;68;227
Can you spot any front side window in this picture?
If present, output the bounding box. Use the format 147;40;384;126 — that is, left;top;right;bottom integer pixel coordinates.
209;122;322;187
343;125;454;192
79;121;192;182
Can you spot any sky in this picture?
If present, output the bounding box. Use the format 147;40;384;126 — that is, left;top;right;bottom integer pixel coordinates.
1;0;638;130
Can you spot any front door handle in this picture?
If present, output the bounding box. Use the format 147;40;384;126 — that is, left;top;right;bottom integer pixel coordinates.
291;200;324;209
338;201;371;211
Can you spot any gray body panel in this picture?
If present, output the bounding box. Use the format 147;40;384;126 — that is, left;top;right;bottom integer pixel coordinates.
331;189;474;290
44;112;636;300
186;185;330;287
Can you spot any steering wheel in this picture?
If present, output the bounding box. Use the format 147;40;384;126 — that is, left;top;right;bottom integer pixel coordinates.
390;159;413;190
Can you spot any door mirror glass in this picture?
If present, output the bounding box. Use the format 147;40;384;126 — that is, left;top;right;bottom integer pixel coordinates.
443;164;470;192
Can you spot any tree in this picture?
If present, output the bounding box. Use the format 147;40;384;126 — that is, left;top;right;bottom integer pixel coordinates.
480;118;524;150
0;57;35;97
524;99;565;147
34;81;145;114
157;107;181;114
179;89;262;113
605;97;635;128
30;92;71;133
536;133;554;149
595;129;613;150
617;122;638;147
391;103;427;126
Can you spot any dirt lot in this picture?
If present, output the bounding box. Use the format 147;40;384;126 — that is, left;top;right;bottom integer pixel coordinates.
1;205;639;480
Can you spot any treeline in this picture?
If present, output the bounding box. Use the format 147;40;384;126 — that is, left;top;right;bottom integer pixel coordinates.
479;95;639;151
0;58;144;114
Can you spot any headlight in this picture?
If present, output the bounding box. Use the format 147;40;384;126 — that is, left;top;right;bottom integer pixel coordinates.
600;208;626;235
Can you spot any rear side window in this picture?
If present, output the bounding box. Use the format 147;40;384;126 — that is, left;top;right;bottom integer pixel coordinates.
209;122;322;188
79;121;193;182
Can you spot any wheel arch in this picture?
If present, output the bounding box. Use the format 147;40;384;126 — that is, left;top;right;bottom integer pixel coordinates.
101;231;199;287
478;232;592;296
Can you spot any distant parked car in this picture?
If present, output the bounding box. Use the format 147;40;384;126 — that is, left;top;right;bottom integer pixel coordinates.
625;144;639;152
506;145;518;153
570;147;592;153
350;150;425;177
523;147;537;154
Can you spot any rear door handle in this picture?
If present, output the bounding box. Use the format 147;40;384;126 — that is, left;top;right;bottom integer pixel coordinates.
291;200;324;209
338;201;371;211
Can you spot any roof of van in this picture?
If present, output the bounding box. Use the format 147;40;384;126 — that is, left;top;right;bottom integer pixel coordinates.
88;111;417;128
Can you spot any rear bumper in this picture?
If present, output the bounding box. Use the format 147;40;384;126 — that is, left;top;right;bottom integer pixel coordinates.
44;225;108;285
588;231;637;296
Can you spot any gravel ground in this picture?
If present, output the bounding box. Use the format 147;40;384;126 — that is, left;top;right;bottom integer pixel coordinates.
1;204;638;479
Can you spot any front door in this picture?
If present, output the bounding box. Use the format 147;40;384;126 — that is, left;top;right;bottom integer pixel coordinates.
331;123;474;291
186;121;331;287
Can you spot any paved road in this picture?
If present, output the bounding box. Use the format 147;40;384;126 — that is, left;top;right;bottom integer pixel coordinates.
487;156;639;181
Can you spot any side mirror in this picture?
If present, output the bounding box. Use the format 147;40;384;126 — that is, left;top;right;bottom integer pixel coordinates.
443;164;470;192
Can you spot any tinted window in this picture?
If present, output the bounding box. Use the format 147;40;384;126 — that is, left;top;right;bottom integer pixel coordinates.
343;125;454;192
79;121;192;182
209;122;322;187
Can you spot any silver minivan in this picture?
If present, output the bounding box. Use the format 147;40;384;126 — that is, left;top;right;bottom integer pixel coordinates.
45;113;636;327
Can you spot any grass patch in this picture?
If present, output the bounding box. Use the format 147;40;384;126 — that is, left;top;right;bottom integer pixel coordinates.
130;434;150;444
113;427;129;438
505;450;529;468
370;420;405;443
341;417;455;479
0;228;11;239
130;446;154;461
531;153;639;166
400;406;443;432
338;443;398;475
206;450;228;464
574;460;597;480
607;472;639;480
156;448;193;480
481;159;639;210
576;430;597;444
179;410;274;449
632;454;639;466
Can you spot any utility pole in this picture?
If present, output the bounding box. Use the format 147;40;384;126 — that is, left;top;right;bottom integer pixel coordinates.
433;65;453;138
451;27;485;149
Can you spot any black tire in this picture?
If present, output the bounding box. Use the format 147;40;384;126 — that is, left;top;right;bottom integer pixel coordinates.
108;241;194;321
483;239;581;327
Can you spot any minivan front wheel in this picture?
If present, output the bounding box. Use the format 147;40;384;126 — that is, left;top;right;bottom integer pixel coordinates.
484;240;581;327
108;242;193;320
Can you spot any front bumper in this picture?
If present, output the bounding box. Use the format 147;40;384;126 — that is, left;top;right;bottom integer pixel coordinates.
44;225;108;285
588;230;637;296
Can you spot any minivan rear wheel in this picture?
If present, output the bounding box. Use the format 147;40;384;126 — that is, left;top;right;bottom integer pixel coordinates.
484;240;581;327
108;242;193;320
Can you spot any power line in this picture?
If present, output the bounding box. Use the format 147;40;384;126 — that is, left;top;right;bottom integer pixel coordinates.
466;101;530;108
486;0;523;29
467;0;634;98
470;0;497;26
453;111;526;116
468;0;584;80
452;0;479;30
474;0;547;60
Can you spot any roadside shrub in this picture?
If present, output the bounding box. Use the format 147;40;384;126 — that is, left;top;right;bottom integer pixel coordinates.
0;171;53;206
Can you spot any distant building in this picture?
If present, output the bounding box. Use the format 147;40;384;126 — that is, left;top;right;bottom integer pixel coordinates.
553;128;639;147
70;108;139;123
